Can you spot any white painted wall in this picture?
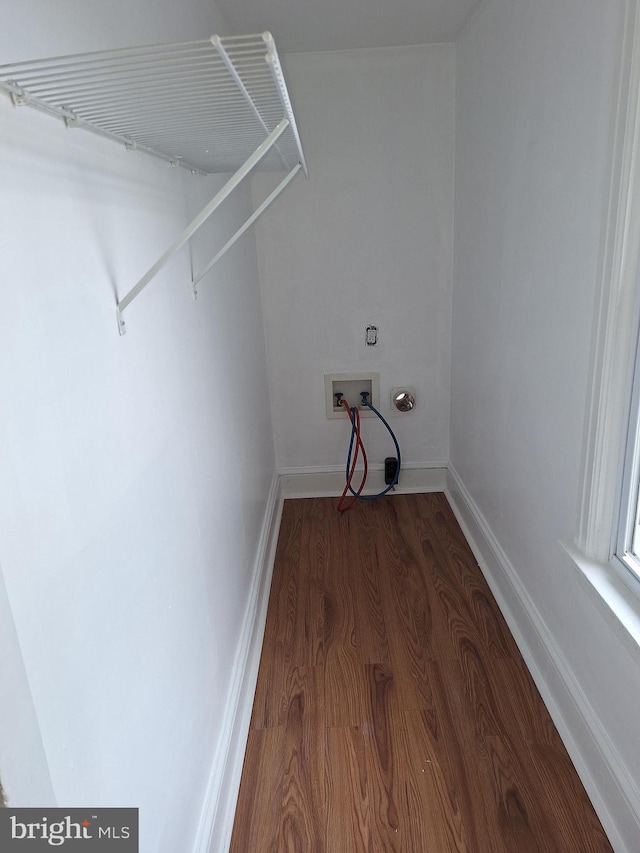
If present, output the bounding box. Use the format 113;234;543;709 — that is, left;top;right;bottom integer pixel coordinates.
0;0;220;61
8;2;638;848
451;0;640;847
253;45;454;473
0;2;276;851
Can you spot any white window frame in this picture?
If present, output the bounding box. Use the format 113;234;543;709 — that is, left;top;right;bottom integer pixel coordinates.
571;0;640;650
612;309;640;588
578;0;640;562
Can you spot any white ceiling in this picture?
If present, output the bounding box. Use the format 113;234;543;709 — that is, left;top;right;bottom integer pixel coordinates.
215;0;484;54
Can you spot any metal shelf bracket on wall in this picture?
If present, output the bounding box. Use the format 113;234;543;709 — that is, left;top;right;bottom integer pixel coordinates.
0;32;307;335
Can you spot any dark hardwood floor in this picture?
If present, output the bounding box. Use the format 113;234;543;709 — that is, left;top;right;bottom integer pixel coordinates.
230;493;612;852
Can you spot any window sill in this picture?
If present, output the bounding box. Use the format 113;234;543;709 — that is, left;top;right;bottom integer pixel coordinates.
561;540;640;665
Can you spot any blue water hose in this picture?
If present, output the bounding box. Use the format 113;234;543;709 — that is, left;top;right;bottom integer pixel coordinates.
345;397;401;500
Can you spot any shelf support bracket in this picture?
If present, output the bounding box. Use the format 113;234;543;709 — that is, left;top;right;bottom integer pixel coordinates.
192;162;302;297
116;117;290;335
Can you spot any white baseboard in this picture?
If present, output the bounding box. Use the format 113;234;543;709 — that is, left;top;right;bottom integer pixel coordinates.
279;463;448;499
194;472;284;853
445;465;640;853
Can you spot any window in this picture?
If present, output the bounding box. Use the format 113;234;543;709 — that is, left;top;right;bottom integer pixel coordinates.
554;4;640;665
613;317;640;587
572;4;640;633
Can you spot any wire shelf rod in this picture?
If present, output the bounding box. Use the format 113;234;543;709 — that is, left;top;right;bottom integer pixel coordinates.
119;142;296;166
0;88;202;172
110;112;291;133
192;163;302;293
13;63;266;100
16;69;225;100
113;134;293;157
75;122;267;146
87;113;286;137
105;113;289;134
116;116;290;334
24;71;277;111
0;33;271;81
119;136;299;162
96;124;285;146
122;141;296;163
10;54;275;92
3;92;295;171
79;111;283;140
4;103;267;155
35;103;205;172
211;37;269;135
89;103;283;128
39;79;278;110
4;70;277;122
57;93;274;123
6;55;278;91
0;39;208;69
265;52;307;177
1;50;220;83
98;111;291;135
1;42;273;86
8;84;283;128
63;101;280;130
41;82;277;115
205;32;265;41
0;36;262;73
211;35;289;170
125;137;296;158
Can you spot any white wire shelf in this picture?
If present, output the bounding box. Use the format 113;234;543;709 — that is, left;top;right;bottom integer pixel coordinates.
0;33;307;334
0;33;307;176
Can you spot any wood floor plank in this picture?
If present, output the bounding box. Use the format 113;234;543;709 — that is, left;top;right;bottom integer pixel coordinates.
251;501;304;728
396;708;469;851
456;636;513;742
428;658;510;851
323;512;357;651
483;733;570;851
229;726;286;852
363;660;426;850
385;495;464;661
234;494;613;853
325;727;370;853
325;643;369;728
408;493;513;658
374;503;443;709
348;505;392;667
279;665;325;851
492;657;559;744
527;740;614;851
324;512;370;727
364;715;403;852
424;521;519;659
297;500;327;667
365;662;398;733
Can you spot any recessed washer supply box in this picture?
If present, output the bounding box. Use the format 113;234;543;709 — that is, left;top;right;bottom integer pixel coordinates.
324;373;380;418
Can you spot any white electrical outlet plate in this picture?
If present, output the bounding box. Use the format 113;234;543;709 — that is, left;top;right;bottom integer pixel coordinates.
325;372;380;418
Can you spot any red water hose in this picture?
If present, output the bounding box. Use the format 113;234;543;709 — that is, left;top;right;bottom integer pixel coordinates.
337;399;368;512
